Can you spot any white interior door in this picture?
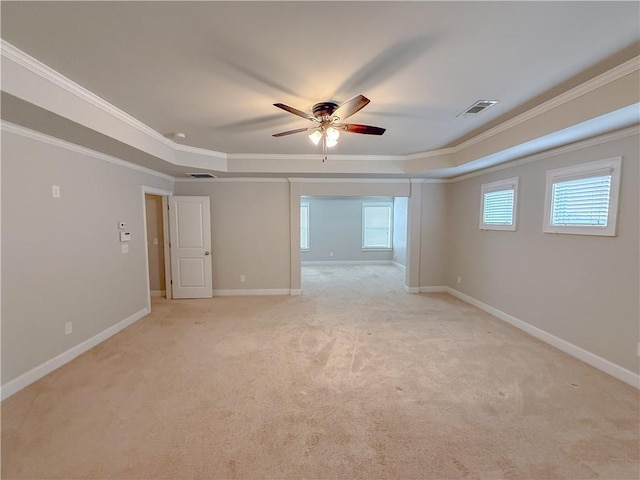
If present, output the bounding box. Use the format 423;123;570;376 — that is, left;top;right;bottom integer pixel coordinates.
168;196;213;298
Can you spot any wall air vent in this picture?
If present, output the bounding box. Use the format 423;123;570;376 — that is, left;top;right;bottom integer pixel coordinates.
457;100;499;117
186;173;217;179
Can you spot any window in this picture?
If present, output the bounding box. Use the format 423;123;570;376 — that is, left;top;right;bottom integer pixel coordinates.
480;177;518;231
300;202;309;250
543;157;621;236
362;202;392;249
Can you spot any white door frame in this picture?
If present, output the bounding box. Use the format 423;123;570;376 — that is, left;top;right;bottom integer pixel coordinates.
141;186;173;312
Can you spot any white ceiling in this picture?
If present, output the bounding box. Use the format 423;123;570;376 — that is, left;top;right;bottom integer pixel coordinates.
1;1;639;176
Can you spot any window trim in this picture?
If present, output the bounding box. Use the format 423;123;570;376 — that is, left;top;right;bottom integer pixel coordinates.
479;177;519;231
300;202;310;251
543;157;621;237
362;201;393;250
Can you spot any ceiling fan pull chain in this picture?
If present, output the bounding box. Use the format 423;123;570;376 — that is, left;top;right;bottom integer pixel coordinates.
322;136;327;162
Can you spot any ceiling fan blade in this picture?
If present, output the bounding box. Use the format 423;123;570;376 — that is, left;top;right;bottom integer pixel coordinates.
340;123;386;135
273;103;316;121
272;127;311;137
332;95;370;122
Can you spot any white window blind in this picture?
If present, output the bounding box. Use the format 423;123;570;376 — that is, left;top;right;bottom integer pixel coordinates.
543;158;621;236
363;203;392;249
300;203;309;250
479;178;518;231
551;174;611;226
483;189;515;225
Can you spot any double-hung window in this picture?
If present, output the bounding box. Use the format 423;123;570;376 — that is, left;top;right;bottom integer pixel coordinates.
543;157;621;236
362;202;393;249
300;202;309;250
479;177;518;231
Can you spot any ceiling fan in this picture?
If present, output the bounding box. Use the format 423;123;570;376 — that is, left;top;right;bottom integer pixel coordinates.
272;95;385;161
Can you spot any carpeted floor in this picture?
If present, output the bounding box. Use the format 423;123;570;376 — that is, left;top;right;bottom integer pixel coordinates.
2;265;638;479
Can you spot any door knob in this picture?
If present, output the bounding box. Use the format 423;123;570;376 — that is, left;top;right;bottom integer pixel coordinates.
204;251;210;255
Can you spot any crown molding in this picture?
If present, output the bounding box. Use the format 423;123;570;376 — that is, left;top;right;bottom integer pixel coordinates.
174;142;227;160
288;178;411;184
1;121;175;182
451;124;640;183
2;40;637;177
174;177;287;183
1;39;177;149
453;55;640;153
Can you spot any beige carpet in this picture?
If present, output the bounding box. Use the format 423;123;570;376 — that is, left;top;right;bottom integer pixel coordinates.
2;265;638;479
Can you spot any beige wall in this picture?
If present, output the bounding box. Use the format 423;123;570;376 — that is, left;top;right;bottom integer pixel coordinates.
144;194;165;292
447;133;639;373
419;183;449;287
2;129;173;384
174;180;291;291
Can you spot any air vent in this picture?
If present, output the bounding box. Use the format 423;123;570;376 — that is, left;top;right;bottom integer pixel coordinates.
457;100;499;117
186;173;217;179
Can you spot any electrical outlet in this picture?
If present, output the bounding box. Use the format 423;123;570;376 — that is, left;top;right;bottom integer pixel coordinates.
65;322;72;335
121;243;129;254
457;276;462;284
52;185;61;198
240;275;245;282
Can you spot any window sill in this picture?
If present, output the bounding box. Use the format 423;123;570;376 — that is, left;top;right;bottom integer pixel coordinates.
362;248;392;252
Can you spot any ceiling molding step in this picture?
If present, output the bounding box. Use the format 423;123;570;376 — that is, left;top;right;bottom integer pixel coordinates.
2;39;637;179
453;55;640;153
0;39;175;150
175;177;288;183
174;142;226;160
451;124;640;183
288;178;411;184
1;120;175;182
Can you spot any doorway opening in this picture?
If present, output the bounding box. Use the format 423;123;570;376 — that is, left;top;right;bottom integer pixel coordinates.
300;196;408;295
145;193;167;299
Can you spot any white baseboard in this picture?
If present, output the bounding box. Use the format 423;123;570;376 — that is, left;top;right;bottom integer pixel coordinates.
444;287;640;389
393;262;406;271
150;290;165;297
404;286;420;294
290;289;302;296
301;260;394;266
1;307;149;400
213;288;293;296
419;286;448;293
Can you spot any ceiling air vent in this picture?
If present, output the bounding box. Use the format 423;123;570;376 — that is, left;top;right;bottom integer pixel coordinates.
457;100;499;117
186;173;217;179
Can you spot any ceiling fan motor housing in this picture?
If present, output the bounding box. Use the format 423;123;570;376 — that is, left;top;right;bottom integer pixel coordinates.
312;102;339;121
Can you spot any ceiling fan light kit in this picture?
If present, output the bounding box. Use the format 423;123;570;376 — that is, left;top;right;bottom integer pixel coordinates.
273;94;385;161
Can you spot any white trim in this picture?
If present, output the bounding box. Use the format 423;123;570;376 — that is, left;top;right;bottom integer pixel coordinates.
419;286;448;293
445;287;639;389
1;121;175;182
1;39;176;149
454;56;640;152
404;286;420;294
174;177;288;183
0;307;149;400
290;289;303;296
288;178;411;184
213;289;293;296
452;125;639;182
301;260;394;266
542;157;621;236
2;40;637;179
230;153;405;162
393;262;406;271
174;143;226;160
150;290;166;297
